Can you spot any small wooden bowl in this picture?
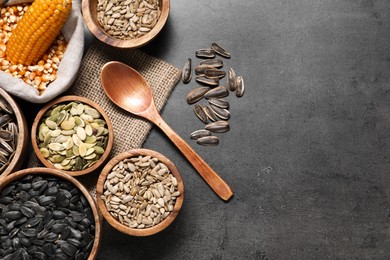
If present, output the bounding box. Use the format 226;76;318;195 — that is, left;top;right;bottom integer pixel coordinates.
31;95;114;176
0;168;102;259
82;0;170;48
0;87;28;178
96;149;184;236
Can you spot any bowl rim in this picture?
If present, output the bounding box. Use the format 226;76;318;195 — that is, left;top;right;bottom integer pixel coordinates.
0;87;28;178
81;0;170;48
0;167;102;260
96;148;184;236
31;95;114;176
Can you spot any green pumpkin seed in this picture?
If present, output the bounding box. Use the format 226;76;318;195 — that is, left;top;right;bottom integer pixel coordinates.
85;148;95;156
63;138;74;150
72;145;80;156
84;153;96;160
40;148;50;158
74;116;84;127
79;143;87;157
85;135;96;144
72;134;82;147
49;112;59;122
50;104;65;115
76;103;85;115
85;125;93;136
61;158;71;166
80;114;93;122
48;143;64;151
61;129;75;136
50;129;62;137
93;146;104;155
76;127;86;141
75;157;83;170
61;120;75;130
66;149;74;158
45;119;57;130
85;108;100;119
51;155;65;163
57;110;67;125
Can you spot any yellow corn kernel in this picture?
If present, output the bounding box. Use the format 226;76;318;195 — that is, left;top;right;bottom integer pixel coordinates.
6;0;71;66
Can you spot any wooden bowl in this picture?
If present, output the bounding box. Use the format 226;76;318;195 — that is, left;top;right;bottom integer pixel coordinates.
96;149;184;236
0;168;102;259
0;87;28;178
82;0;170;48
31;95;114;176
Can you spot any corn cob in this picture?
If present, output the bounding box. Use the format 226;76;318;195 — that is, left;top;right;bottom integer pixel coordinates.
6;0;72;66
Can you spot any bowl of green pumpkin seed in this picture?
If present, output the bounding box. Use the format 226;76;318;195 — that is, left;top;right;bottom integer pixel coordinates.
31;96;114;176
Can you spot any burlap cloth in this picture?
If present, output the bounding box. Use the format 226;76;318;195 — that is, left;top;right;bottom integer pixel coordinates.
28;40;181;193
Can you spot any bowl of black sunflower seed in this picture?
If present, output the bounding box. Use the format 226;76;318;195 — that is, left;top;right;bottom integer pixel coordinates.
0;167;102;259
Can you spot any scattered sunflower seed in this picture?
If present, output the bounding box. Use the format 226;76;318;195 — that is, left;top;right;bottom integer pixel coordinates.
195;76;219;87
186;86;211;104
204;86;229;99
205;121;230;133
190;129;212;140
193;104;209;124
197;135;220;146
235;76;245;97
195;49;216;59
211;42;231;58
181;58;192;84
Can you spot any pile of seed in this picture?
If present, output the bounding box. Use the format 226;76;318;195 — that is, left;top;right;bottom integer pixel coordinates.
0;174;96;260
182;42;245;146
0;5;67;94
37;101;109;171
97;0;161;40
0;95;18;174
101;155;180;229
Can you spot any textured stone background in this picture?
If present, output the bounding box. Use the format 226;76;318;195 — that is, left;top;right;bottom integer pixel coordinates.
20;0;390;259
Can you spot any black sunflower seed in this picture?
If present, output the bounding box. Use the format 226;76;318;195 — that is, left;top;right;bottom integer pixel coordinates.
25;217;42;228
20;237;31;247
45;186;59;196
61;242;77;257
21;228;37;238
20;206;35;218
44;232;59;242
42;243;56;256
0;185;15;196
51;223;67;233
4;211;22;221
37;196;56;206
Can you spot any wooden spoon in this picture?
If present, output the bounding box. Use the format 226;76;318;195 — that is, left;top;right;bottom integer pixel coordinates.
100;61;233;201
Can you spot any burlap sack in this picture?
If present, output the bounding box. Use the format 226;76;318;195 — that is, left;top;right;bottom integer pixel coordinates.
0;0;84;103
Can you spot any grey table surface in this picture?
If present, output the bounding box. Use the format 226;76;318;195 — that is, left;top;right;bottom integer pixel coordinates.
20;0;390;259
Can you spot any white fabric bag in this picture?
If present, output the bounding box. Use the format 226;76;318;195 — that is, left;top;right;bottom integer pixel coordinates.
0;0;84;103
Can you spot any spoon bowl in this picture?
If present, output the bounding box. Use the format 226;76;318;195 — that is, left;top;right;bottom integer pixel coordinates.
101;64;153;115
100;61;233;201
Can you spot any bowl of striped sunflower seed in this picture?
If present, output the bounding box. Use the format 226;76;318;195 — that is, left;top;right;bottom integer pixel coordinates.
96;148;184;236
0;87;29;178
0;167;102;259
31;95;114;176
82;0;170;48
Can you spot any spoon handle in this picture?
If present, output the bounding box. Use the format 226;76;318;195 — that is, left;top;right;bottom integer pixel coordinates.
152;114;234;201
